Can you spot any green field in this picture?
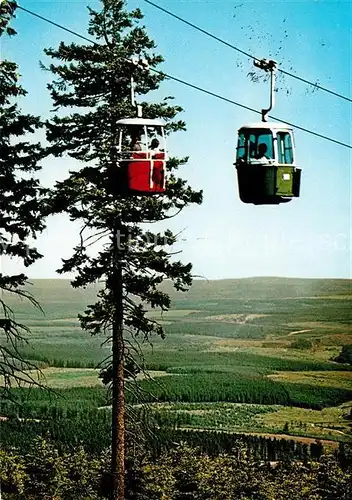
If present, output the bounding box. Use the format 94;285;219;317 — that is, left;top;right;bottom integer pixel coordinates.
1;277;351;446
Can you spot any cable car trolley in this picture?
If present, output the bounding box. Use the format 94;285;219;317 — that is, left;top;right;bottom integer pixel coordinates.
109;56;168;196
236;121;301;204
116;117;167;195
235;59;301;205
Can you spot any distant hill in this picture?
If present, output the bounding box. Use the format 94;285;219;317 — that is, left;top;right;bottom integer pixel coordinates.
4;277;351;310
160;277;352;302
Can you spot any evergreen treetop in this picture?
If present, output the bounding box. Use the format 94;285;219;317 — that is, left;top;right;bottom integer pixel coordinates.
44;0;202;373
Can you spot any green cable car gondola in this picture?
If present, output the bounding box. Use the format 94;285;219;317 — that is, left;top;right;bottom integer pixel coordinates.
235;59;302;205
235;121;301;204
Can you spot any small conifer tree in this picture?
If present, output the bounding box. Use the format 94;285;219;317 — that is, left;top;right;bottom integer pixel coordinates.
0;1;46;391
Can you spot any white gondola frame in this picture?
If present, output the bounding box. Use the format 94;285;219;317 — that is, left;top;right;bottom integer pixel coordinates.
116;117;167;157
236;122;297;167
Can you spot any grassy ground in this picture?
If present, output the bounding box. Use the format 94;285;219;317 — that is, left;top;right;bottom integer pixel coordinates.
256;402;352;441
1;277;351;444
268;371;352;390
3;368;170;389
31;368;103;388
142;400;352;443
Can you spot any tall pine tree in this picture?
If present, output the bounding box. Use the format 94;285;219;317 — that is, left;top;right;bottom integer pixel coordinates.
0;1;46;390
43;1;202;497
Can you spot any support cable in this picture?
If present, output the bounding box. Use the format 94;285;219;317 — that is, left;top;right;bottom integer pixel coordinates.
144;0;352;104
16;4;352;149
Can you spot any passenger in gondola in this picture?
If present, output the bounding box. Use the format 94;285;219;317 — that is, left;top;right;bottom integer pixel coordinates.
130;133;142;151
150;138;160;154
255;143;270;162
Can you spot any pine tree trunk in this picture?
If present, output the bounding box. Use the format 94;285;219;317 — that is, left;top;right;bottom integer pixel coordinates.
111;238;125;500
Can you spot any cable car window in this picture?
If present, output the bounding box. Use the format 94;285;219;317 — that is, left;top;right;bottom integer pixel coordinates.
248;130;274;161
277;132;293;164
131;126;147;151
146;126;164;152
118;126;132;157
236;132;246;161
119;126;146;152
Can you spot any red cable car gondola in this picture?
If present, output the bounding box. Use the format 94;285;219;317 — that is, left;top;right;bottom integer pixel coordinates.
107;57;168;196
116;118;167;195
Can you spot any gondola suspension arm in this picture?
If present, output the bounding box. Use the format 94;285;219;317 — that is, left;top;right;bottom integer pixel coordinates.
253;59;277;122
129;56;149;118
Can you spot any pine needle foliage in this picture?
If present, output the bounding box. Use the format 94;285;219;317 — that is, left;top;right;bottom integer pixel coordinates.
43;0;202;380
0;1;46;390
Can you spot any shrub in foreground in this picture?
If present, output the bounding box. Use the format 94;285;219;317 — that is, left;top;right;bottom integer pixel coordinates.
0;439;351;499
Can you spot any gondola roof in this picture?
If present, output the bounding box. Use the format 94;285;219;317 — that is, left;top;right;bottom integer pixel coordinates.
238;122;293;130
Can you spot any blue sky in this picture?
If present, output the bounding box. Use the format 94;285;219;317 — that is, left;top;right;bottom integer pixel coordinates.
1;0;351;279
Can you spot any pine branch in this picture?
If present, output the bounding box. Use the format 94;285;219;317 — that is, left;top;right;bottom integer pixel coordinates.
1;9;47;395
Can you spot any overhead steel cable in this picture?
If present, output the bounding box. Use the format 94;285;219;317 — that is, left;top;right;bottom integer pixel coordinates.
16;4;352;149
149;70;352;149
17;5;100;45
144;0;352;104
